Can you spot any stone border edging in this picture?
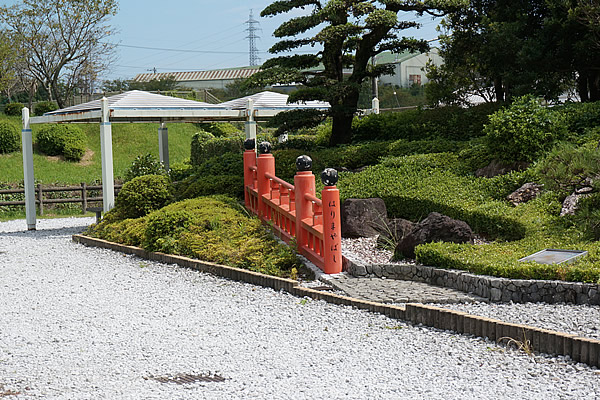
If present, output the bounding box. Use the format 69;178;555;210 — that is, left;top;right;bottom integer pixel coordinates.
72;234;600;368
344;254;600;305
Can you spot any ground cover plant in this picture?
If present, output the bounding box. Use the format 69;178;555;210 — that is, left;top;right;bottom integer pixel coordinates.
87;195;299;277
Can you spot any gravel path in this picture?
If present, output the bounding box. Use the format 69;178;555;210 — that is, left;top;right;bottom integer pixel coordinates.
1;217;599;399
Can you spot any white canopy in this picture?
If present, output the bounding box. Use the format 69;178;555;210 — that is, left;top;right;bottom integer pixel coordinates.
21;90;330;230
219;91;330;110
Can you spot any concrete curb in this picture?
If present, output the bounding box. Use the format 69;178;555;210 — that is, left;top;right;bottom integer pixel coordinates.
72;234;600;368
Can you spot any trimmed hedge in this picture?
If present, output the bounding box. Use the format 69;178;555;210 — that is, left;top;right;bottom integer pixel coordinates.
112;174;173;219
415;194;600;283
351;102;501;142
337;153;527;240
33;101;58;116
0;121;20;154
36;124;87;161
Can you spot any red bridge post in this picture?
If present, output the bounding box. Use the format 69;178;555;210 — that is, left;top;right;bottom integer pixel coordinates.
321;168;342;274
294;155;316;253
243;139;257;208
256;141;275;219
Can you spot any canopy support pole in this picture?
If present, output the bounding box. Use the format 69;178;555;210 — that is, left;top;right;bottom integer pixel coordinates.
21;107;36;230
245;98;257;146
158;122;169;172
100;97;115;212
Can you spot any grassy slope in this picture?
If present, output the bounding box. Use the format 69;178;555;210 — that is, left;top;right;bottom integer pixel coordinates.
0;115;200;184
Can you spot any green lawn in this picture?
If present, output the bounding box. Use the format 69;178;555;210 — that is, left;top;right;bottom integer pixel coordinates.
0;115;201;184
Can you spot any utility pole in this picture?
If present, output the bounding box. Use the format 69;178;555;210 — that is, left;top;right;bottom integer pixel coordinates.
245;9;261;66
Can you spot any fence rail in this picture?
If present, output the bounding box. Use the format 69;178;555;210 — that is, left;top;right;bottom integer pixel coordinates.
0;183;122;215
243;140;342;274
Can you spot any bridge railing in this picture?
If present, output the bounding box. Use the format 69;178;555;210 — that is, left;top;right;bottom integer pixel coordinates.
243;139;342;274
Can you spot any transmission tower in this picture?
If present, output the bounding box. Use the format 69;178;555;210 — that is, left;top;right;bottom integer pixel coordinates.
245;9;261;66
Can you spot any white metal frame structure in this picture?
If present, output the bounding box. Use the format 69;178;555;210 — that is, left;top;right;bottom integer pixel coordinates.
21;90;329;230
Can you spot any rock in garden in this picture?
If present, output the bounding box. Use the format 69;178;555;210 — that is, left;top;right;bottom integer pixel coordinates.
475;160;529;178
341;198;388;238
507;182;544;206
375;218;415;249
395;212;474;259
560;192;592;216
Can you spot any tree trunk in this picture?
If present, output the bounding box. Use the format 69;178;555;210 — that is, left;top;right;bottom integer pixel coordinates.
493;77;505;103
329;112;354;146
589;70;600;102
577;72;589;102
328;89;360;146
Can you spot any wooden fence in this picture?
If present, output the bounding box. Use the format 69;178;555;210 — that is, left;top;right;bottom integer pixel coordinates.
0;183;122;215
243;139;342;274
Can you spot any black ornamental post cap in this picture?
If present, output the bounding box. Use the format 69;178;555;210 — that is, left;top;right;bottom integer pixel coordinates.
296;155;313;171
243;138;255;150
321;168;338;186
258;141;272;154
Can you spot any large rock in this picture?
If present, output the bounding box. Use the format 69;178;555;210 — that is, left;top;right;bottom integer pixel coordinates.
475;160;529;178
507;182;544;206
395;212;474;259
560;192;592;216
341;198;388;238
375;218;415;249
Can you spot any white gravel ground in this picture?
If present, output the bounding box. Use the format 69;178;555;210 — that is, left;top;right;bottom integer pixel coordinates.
1;217;600;399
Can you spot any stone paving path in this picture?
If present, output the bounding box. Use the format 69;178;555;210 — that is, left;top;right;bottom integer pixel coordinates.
325;273;485;304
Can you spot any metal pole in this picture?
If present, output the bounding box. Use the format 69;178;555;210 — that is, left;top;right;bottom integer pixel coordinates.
158;122;170;172
21;107;36;230
100;97;115;212
245;98;257;147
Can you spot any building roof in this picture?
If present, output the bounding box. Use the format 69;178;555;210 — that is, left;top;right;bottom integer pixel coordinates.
133;66;261;83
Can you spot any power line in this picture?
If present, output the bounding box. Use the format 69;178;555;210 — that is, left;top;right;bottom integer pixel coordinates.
113;43;256;54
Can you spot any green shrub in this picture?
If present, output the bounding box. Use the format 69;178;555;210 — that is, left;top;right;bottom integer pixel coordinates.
35;124;87;161
168;160;193;181
89;196;299;277
337;153;526;240
197;152;243;176
123;153;166;182
197;122;242;137
559;101;600;136
484;95;567;163
0;121;20;154
4;102;24;116
190;131;243;166
534;142;600;197
351;103;500;143
33;101;58;116
176;175;244;200
274;135;319;151
113;174;173;219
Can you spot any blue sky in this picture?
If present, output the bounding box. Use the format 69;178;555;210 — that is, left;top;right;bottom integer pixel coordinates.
105;1;441;81
2;0;441;81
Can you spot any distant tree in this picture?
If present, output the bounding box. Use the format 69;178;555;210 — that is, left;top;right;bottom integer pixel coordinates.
0;30;18;98
0;0;118;108
101;78;132;93
129;76;179;92
427;0;600;105
246;0;466;146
